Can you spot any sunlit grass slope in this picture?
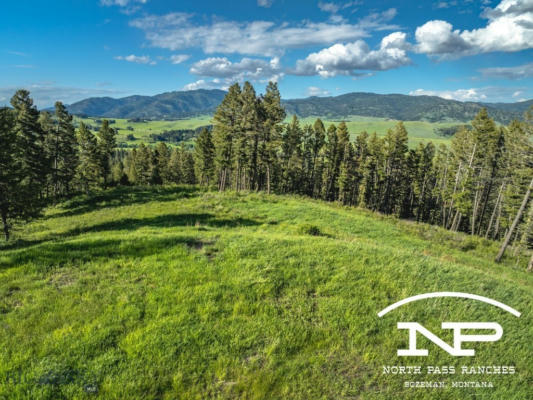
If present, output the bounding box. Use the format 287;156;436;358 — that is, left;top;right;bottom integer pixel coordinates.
76;116;212;147
295;115;458;147
0;187;531;399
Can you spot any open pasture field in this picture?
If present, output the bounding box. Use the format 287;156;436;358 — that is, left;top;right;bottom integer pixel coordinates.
76;115;456;148
75;116;213;147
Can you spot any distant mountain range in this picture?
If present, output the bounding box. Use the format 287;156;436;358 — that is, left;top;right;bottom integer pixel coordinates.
284;93;532;124
65;89;533;124
65;89;227;120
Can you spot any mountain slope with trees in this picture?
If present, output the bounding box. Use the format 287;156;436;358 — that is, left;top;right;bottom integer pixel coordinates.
66;89;227;119
283;93;528;123
64;89;530;123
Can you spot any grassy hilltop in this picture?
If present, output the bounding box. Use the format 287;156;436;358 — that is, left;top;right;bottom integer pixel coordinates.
0;187;531;399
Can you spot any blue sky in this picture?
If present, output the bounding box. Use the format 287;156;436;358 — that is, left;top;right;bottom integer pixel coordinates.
1;0;532;107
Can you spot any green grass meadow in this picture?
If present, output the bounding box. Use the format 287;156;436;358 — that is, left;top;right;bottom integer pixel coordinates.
76;116;213;147
296;116;458;147
76;115;455;148
0;187;531;399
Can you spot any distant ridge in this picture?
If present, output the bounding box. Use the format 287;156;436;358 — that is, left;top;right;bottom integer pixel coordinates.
66;89;227;120
65;89;532;124
282;93;531;124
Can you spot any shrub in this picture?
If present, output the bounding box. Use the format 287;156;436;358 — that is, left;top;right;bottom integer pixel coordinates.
297;224;323;236
459;237;478;251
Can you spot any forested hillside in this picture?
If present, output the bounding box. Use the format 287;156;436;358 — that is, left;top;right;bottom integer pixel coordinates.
65;89;227;119
63;89;530;123
283;93;528;123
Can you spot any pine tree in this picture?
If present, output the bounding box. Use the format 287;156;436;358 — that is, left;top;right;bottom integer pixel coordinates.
259;81;286;193
358;133;383;210
181;149;196;184
413;142;436;221
124;148;139;184
0;107;18;241
338;142;357;205
155;142;171;184
111;160;128;186
38;111;55;196
241;82;261;190
10;90;47;195
168;147;183;184
322;124;339;200
496;177;533;262
432;144;451;227
469;109;501;235
76;122;101;192
134;143;154;185
194;128;215;186
281;116;303;193
301;125;315;195
213;83;242;191
381;122;409;214
54;102;78;195
309;119;326;197
97;120;117;188
10;90;47;221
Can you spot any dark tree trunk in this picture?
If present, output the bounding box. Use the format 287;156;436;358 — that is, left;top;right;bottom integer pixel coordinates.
485;181;505;239
496;177;533;262
266;164;271;194
1;208;9;242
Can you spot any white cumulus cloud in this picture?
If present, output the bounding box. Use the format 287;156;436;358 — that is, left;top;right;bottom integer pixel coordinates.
409;86;531;102
410;88;487;101
293;32;411;78
190;57;282;81
415;0;533;58
129;9;399;56
183;79;228;91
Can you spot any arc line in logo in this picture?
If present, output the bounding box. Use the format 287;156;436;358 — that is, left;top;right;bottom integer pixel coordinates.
377;292;521;318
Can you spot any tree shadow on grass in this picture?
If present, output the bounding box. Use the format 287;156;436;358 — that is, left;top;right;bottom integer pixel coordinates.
0;236;209;270
47;185;201;220
0;238;47;252
63;213;260;237
0;213;260;269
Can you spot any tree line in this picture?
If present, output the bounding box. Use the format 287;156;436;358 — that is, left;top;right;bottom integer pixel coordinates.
202;82;533;269
1;85;532;270
0;90;197;241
